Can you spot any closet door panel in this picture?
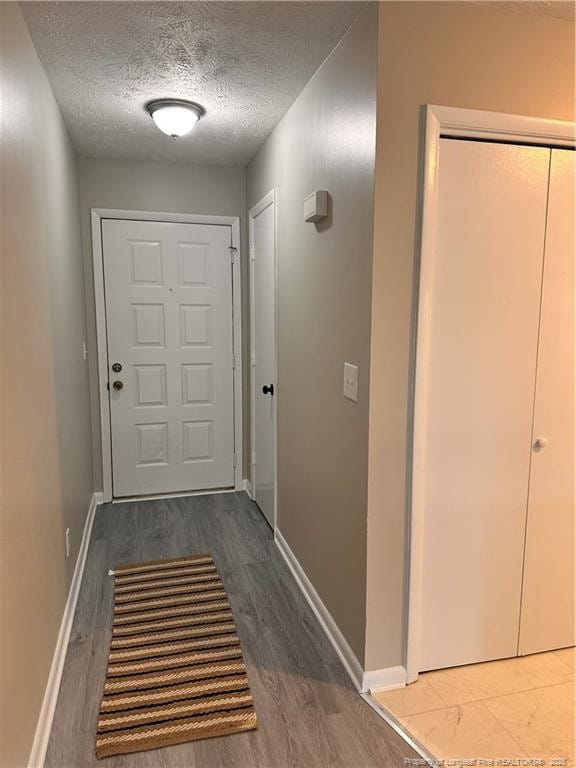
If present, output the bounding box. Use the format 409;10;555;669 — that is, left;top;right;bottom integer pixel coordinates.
519;149;575;656
419;140;550;671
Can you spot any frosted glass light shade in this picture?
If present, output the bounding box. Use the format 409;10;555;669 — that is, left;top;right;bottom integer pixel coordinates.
146;100;205;139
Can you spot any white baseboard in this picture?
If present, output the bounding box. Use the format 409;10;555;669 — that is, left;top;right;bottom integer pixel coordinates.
28;491;102;768
274;528;365;692
242;479;253;499
363;665;406;693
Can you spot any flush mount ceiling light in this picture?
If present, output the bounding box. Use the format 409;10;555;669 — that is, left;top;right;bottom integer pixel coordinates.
146;99;206;139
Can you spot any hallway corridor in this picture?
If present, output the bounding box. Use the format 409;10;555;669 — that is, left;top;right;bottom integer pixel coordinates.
45;494;416;767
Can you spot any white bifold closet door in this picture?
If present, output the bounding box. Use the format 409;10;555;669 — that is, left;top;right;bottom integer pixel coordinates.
519;150;575;656
419;140;575;672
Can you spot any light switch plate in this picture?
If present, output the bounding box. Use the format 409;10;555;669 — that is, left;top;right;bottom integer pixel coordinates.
343;363;358;402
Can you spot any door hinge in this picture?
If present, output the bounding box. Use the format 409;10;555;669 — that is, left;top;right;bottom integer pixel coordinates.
229;246;237;264
232;354;237;369
249;247;256;263
233;453;238;468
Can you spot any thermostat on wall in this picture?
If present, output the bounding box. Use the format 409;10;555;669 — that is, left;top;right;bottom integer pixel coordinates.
304;190;328;223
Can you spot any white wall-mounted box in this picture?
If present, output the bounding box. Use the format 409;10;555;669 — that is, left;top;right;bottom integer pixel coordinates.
304;190;328;223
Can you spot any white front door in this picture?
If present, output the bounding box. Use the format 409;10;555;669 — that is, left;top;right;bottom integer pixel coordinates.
102;219;235;497
250;193;276;527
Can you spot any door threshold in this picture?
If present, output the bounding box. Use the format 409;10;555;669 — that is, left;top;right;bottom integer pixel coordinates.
112;487;236;504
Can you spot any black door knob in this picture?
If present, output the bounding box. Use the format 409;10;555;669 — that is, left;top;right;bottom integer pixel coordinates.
262;384;274;396
112;362;122;373
112;380;124;391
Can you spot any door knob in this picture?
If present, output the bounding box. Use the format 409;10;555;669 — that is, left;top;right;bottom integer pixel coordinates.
262;384;274;396
112;362;122;373
112;380;124;391
533;436;547;450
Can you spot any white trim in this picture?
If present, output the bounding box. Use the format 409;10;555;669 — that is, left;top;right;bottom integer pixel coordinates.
91;209;243;226
274;529;365;692
248;190;278;531
362;665;406;694
360;693;435;765
406;105;576;684
91;208;243;502
28;492;102;768
242;478;253;499
230;217;243;493
430;104;575;147
91;211;112;502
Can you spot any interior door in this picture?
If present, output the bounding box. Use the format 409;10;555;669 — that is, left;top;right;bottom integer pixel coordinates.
102;219;235;497
519;149;575;655
419;139;551;671
251;195;276;527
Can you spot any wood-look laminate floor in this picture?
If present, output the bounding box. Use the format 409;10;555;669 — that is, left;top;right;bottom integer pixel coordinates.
46;492;417;767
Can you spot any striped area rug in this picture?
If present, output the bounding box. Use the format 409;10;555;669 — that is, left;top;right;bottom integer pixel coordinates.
95;554;257;758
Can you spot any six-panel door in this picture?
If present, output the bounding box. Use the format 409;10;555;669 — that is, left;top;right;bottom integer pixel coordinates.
102;220;235;497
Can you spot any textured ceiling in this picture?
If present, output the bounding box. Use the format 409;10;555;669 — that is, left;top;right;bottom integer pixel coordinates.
22;1;364;166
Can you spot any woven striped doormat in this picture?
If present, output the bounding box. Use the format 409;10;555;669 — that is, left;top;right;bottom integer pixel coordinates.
95;554;257;758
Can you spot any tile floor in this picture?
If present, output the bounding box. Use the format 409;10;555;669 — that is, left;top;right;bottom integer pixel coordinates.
373;648;575;765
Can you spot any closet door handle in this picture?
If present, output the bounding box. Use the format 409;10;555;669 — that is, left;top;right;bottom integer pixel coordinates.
533;436;548;451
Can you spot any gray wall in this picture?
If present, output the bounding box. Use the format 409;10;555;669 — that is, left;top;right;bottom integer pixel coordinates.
246;4;378;663
365;0;576;672
0;4;93;764
78;158;248;489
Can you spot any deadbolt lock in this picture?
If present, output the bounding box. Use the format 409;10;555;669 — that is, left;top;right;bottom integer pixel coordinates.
112;363;122;373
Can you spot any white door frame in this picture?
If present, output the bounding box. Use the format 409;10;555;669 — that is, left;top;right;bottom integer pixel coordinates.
248;190;278;530
407;106;575;683
91;208;243;503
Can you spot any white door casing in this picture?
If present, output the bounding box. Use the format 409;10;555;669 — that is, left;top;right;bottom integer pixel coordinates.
249;191;277;528
417;139;550;671
102;218;237;497
519;149;575;655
